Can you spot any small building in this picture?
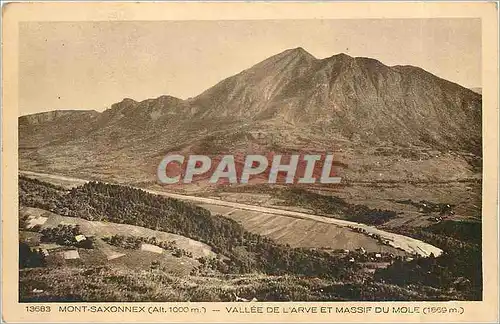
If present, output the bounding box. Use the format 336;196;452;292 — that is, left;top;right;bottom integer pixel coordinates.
375;253;382;258
27;216;48;229
356;247;367;254
63;250;80;260
75;234;86;242
141;243;163;254
106;252;126;261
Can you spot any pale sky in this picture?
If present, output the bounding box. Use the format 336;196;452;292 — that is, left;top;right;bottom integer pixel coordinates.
19;19;481;115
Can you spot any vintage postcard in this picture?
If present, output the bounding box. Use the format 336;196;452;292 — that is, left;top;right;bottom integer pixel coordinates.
2;1;499;323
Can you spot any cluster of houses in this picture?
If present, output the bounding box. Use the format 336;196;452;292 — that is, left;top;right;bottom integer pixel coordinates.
427;216;444;223
333;247;386;262
332;246;416;264
397;199;455;216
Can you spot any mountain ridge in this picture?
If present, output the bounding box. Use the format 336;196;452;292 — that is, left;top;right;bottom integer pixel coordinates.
19;48;482;184
20;48;479;118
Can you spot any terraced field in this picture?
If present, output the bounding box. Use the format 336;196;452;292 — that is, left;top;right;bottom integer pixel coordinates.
198;204;404;254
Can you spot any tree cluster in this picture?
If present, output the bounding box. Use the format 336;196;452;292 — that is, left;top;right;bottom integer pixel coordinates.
278;188;397;225
19;242;46;268
377;222;482;300
40;224;93;249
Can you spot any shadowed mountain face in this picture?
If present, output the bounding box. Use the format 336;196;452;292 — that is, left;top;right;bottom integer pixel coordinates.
191;48;481;151
19;48;482;184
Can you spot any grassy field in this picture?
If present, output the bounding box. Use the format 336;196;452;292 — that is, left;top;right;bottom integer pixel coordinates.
20;266;462;302
20;206;216;259
19;207;216;277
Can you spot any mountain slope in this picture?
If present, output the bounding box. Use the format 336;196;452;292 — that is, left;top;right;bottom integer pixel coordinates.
19;110;101;148
190;49;481;153
19;48;482;184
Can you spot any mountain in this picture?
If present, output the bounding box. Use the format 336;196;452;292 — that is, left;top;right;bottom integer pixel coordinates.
19;110;100;148
191;48;481;151
19;48;482;185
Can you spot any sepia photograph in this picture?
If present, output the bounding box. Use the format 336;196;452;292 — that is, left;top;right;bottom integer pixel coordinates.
2;2;499;323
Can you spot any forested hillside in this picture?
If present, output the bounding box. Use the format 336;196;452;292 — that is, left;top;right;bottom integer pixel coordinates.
19;176;360;278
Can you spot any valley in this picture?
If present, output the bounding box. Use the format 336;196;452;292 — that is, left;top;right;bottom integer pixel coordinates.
18;174;481;302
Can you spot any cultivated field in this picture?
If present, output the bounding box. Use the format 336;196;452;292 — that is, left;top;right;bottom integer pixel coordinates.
197;204;404;254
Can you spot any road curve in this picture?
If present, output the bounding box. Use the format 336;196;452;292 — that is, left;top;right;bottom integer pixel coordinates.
20;170;443;257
